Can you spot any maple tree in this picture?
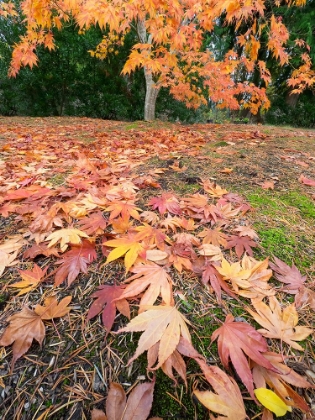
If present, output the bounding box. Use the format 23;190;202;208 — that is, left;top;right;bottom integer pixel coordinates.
2;0;315;120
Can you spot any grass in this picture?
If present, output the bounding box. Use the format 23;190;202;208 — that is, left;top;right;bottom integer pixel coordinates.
240;188;315;273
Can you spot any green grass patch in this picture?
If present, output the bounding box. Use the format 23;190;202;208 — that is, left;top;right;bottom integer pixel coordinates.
241;188;315;268
47;173;68;186
280;191;315;220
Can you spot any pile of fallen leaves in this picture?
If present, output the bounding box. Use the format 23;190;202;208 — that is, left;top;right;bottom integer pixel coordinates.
0;117;315;420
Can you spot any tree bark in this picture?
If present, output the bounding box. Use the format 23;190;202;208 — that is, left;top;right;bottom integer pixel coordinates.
137;19;160;121
143;69;160;121
285;92;300;108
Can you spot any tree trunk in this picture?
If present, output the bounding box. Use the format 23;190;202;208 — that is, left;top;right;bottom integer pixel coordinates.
144;69;160;121
137;19;160;121
285;92;300;108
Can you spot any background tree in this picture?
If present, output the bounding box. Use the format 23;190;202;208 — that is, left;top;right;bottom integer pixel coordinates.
1;0;315;121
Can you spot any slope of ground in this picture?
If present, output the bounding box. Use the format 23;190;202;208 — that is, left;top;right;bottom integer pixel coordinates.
0;117;314;420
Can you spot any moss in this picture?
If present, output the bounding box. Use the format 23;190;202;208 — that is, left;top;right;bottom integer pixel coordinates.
245;188;315;221
214;141;229;147
151;365;206;419
280;191;315;220
240;188;314;268
256;225;296;258
48;173;67;186
125;122;141;130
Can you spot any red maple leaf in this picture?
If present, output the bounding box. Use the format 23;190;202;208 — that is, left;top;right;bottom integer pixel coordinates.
225;235;258;258
201;262;236;303
211;314;277;399
269;257;306;294
148;192;182;215
86;284;130;335
54;240;97;286
77;211;107;235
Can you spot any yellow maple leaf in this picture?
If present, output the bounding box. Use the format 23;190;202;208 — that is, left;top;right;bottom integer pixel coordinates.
104;236;145;272
46;228;89;252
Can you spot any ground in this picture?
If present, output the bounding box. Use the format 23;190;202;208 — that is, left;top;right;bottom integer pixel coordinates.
0;117;314;420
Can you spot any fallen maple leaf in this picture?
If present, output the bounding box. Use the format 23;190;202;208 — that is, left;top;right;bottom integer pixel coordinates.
254;388;291;417
269;257;306;294
87;284;130;334
117;305;191;368
46;228;89;252
197;227;227;248
23;243;59;259
91;408;107;420
237;256;275;300
299;174;315;186
201;179;228;197
9;264;48;295
198;244;223;261
93;380;156;420
216;258;251;292
168;242;194;272
148;342;187;385
159;215;182;232
247;296;313;350
234;225;259;240
261;181;275;190
140;211;160;225
145;249;169;263
104;235;145;272
77;211;107;235
225;234;258;258
29;213;63;233
54;240;97;286
175;337;247;419
194;360;247;420
111;217;134;234
0;307;45;371
295;160;309;168
148;192;181;215
106;200;141;221
219;167;233;174
34;295;72;319
211;314;277;399
3;186;52;201
134;224;170;250
178;217;197;231
201;262;236;303
252;351;313;412
183;194;223;224
295;286;315;310
119;263;173;310
0;235;27;253
0;250;19;277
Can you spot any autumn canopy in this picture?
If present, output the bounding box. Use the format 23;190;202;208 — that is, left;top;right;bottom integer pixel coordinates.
1;0;315;120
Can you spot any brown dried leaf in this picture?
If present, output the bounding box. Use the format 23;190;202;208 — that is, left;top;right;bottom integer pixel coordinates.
34;295;72;319
247;297;313;350
0;307;45;370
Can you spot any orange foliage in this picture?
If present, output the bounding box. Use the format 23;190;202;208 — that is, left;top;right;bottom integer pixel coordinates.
3;0;314;114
